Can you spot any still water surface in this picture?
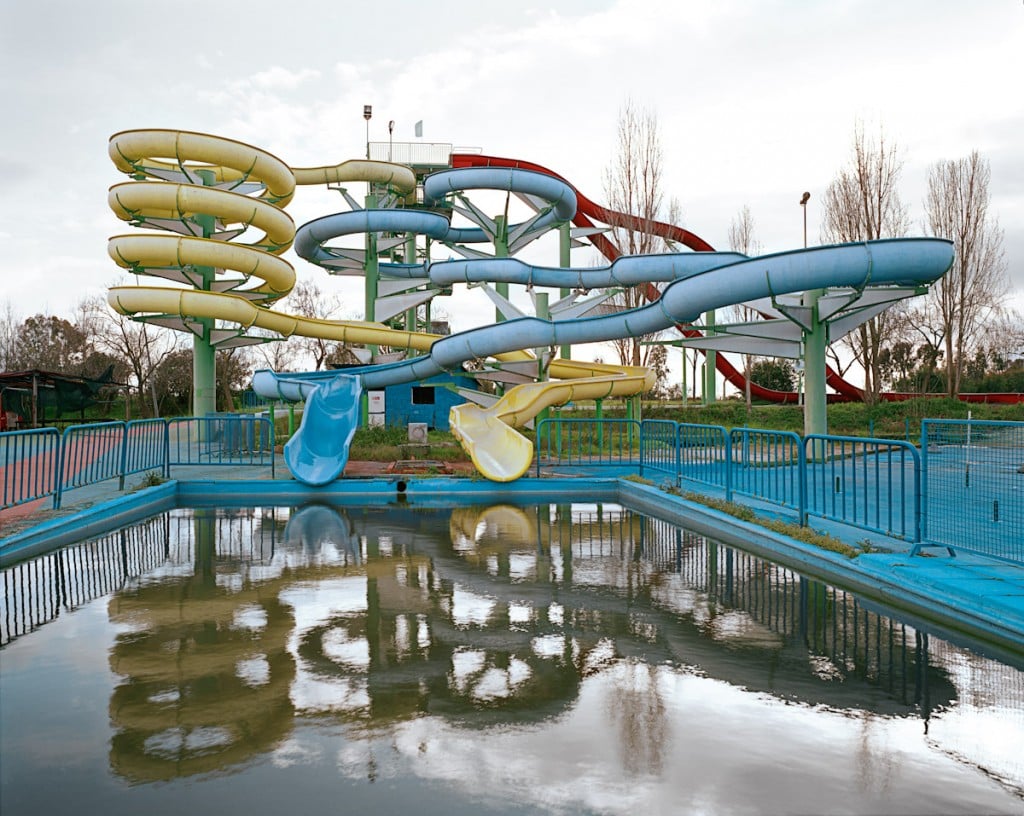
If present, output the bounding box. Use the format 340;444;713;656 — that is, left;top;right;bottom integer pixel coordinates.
1;501;1022;815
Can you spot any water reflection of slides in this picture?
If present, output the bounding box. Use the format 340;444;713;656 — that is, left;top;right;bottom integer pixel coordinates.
283;502;360;562
107;516;297;782
99;502;961;782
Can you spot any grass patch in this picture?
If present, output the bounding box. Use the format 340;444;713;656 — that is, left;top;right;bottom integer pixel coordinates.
679;491;862;558
348;427;471;463
130;470;166;492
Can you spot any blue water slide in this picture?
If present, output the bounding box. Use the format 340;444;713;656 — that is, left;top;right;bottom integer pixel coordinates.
360;239;954;388
282;373;362;486
424;167;577;244
294;210;451;272
259;238;954;485
293;167;580;273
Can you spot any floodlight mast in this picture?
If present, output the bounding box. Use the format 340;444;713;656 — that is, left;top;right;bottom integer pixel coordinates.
800;191;810;248
363;105;372;159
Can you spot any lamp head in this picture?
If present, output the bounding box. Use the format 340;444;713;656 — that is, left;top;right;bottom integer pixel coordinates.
800;192;811;206
363;105;372;121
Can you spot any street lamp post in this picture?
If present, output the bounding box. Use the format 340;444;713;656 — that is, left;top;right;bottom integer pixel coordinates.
800;191;810;248
363;104;372;159
388;119;395;162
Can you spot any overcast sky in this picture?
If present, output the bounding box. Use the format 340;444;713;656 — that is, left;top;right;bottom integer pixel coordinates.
1;0;1021;346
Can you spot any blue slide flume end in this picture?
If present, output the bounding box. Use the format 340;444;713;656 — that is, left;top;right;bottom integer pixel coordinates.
283;374;362;486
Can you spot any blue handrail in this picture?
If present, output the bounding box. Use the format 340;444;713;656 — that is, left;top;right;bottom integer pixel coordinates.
1;416;276;512
0;428;61;510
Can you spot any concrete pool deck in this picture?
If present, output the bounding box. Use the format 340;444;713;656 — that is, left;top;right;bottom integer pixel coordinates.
1;462;1022;664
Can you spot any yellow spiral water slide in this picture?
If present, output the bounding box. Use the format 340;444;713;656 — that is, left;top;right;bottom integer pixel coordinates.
107;129;425;341
106;129;652;481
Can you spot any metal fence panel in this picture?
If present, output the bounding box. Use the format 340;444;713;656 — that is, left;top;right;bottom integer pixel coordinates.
535;418;640;474
676;423;730;492
729;428;803;513
921;420;1023;562
58;423;127;504
123;419;169;481
639;420;679;485
168;416;275;475
0;428;60;510
805;435;920;542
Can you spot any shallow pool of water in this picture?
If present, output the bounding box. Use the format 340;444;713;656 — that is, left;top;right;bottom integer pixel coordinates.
1;501;1022;815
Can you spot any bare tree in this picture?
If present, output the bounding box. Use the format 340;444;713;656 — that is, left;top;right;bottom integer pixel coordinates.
287;279;343;370
602;99;677;369
218;347;255;411
79;295;181;417
254;329;300;372
0;300;19;371
821;122;910;403
727;205;761;410
918;151;1008;397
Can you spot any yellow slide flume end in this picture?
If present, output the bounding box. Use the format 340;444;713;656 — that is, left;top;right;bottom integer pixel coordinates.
449;404;534;483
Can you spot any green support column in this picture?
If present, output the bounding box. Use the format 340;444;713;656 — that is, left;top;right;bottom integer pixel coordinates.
193;169;217;418
535;293;550;444
803;288;828;442
680;347;688;408
558;222;571;360
405;231;418;351
703;309;717;405
364;192;379;358
494;214;509;323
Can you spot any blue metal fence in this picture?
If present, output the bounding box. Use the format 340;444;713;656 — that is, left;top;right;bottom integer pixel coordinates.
805;435;920;542
168;416;275;471
1;415;275;512
920;420;1023;561
58;422;127;505
534;418;640;475
542;418;1023;560
638;420;679;485
0;428;60;510
123;419;170;483
677;423;731;491
729;428;803;513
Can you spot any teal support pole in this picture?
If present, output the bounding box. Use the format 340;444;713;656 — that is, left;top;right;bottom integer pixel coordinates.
680;347;688;409
703;310;717;405
803;288;828;443
193;169;217;419
364;191;379;358
535;293;550;445
558;222;571;360
494;214;509;323
405;231;418;352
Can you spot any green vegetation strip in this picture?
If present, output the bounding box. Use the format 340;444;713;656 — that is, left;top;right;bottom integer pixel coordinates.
679;491;864;558
621;474;864;556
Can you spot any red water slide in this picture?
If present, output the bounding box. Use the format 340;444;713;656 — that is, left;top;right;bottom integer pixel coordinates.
451;154;1022;406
